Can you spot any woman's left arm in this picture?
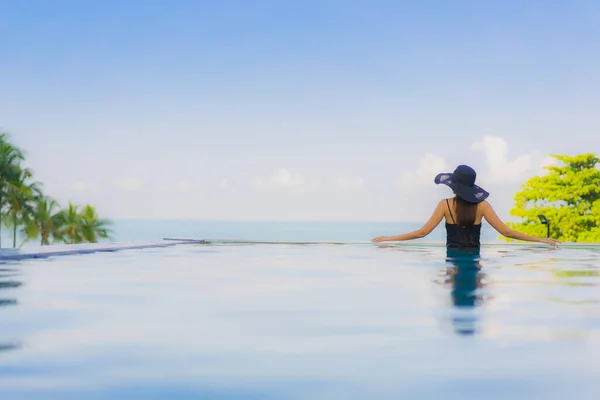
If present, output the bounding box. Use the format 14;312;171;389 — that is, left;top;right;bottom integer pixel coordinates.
371;200;446;242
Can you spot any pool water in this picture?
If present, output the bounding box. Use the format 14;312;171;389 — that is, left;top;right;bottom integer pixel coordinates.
1;243;600;399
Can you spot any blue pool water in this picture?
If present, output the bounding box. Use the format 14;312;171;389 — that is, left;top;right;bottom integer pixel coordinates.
1;239;600;399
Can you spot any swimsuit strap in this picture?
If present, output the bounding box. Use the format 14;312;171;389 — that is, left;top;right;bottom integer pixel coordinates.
446;199;457;224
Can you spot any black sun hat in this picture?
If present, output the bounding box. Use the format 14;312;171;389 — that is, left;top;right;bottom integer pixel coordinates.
434;165;489;203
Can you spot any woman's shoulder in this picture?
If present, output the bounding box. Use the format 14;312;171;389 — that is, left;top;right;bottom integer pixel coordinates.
477;200;494;213
437;198;453;207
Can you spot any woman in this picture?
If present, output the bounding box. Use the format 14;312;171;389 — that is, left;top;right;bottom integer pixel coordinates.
371;165;560;248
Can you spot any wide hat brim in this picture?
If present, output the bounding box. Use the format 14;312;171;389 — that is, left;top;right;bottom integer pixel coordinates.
434;173;489;203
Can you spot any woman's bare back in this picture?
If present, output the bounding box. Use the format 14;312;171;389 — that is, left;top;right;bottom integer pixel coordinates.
443;197;484;225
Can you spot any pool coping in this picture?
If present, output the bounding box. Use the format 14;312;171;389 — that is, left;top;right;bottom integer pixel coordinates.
0;240;204;261
164;238;600;248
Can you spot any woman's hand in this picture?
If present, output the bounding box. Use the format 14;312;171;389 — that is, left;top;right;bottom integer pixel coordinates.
371;236;393;243
540;238;561;248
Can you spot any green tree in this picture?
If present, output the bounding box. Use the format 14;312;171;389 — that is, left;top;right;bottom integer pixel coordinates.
507;153;600;242
3;168;42;247
59;202;84;244
0;131;113;246
57;203;113;244
22;196;65;246
80;204;113;243
0;134;25;248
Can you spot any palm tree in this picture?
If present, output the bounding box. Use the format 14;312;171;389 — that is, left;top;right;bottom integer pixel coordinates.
4;168;42;247
0;134;25;248
59;202;84;244
26;201;113;246
22;196;65;246
80;204;113;243
0;132;114;247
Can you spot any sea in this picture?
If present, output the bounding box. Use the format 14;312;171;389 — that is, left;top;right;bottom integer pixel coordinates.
1;220;505;249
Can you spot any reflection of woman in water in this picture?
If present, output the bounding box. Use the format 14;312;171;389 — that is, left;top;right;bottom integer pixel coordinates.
372;164;560;248
445;248;484;307
443;248;485;335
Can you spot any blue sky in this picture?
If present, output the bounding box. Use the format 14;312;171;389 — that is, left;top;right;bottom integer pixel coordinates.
1;0;599;221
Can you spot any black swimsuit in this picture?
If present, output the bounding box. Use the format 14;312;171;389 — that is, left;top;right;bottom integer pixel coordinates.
445;199;481;249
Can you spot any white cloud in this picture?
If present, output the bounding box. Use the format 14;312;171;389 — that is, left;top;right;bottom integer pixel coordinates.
176;181;193;191
398;153;447;186
69;181;88;192
270;168;305;188
220;178;230;189
68;181;100;193
396;136;556;188
539;155;560;175
254;168;315;191
252;178;264;189
334;176;364;190
470;135;554;183
470;136;532;183
116;177;144;191
161;181;203;192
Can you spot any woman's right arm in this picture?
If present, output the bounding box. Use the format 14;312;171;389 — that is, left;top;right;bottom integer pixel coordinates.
480;201;560;247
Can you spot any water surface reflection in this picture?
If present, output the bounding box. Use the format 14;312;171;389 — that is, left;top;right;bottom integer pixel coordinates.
441;248;486;336
0;266;21;353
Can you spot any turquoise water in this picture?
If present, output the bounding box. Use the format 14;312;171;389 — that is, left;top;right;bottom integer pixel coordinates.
111;219;505;243
2;238;600;399
2;220;505;249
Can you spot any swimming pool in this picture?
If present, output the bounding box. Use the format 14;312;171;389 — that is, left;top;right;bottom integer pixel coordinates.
1;242;600;399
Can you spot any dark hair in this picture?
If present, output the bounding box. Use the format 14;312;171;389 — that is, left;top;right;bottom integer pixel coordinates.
454;195;478;226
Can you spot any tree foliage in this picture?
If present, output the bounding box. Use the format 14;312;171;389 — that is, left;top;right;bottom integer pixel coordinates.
507;153;600;242
0;132;113;247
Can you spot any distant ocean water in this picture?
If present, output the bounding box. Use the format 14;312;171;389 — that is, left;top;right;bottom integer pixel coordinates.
110;220;505;243
0;220;505;249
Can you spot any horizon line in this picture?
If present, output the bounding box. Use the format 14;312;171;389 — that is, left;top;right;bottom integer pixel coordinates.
107;218;429;223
